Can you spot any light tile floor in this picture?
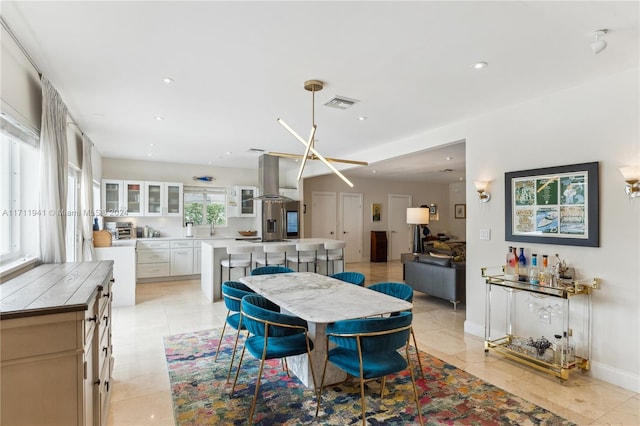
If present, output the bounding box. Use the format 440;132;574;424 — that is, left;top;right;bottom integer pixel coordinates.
107;261;639;425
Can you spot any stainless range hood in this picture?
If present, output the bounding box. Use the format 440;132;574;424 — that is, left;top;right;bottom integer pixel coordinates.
255;154;294;202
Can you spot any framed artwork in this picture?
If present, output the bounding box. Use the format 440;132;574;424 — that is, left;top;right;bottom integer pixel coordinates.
454;204;466;219
505;161;599;247
371;203;381;222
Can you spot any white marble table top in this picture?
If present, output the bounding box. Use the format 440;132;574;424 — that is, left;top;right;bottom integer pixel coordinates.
239;272;412;323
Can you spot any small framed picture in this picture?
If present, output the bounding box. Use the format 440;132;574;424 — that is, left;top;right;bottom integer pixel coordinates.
371;203;381;222
454;204;466;219
429;204;437;214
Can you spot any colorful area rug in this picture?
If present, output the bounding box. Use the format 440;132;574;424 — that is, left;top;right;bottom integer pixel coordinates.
164;328;573;425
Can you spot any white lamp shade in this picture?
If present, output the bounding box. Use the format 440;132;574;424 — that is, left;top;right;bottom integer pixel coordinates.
474;181;488;192
620;166;640;182
406;207;430;225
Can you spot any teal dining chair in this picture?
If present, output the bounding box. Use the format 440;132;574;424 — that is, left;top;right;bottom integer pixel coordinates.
330;271;365;286
315;312;423;425
250;265;294;275
217;281;255;382
368;282;425;379
232;294;316;423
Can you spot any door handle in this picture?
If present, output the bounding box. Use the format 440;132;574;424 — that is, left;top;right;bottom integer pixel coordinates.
343;231;348;234
330;231;334;235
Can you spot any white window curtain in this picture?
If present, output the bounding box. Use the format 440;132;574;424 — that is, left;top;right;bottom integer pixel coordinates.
38;77;69;263
80;135;95;261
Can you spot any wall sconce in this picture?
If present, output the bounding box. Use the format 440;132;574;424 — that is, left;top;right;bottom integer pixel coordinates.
474;181;491;203
620;166;640;198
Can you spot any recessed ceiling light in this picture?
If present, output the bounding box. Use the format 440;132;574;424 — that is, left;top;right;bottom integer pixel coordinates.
154;116;164;121
162;77;175;84
446;157;452;161
357;116;367;121
226;151;232;155
372;170;377;174
459;177;464;181
473;62;488;69
149;143;155;147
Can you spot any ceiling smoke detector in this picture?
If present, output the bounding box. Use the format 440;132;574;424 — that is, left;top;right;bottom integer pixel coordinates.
324;95;359;110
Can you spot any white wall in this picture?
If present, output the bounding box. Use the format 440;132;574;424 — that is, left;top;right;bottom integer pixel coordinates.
357;68;639;391
303;174;459;261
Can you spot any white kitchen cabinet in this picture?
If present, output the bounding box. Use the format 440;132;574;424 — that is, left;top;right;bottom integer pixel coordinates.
145;182;183;217
123;180;145;216
136;240;170;279
170;240;194;276
193;242;202;275
227;186;256;217
101;179;125;216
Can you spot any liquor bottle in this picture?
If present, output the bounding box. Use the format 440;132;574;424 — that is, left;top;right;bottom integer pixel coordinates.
512;247;519;278
518;248;527;281
505;246;517;280
528;254;539;284
540;254;550;285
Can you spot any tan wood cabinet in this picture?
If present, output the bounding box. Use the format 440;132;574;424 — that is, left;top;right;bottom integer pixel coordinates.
0;261;114;426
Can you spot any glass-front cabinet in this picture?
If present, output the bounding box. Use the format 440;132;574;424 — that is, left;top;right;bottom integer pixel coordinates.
145;182;183;217
240;187;256;216
123;181;144;216
145;182;163;216
482;267;599;381
227;186;256;217
101;179;125;216
165;183;183;216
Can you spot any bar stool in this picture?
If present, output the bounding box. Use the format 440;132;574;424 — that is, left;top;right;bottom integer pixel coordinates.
289;242;323;272
220;245;254;282
317;240;345;275
254;243;288;267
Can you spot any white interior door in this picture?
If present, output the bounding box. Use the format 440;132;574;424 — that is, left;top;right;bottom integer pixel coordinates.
311;191;337;239
340;193;363;263
388;194;412;260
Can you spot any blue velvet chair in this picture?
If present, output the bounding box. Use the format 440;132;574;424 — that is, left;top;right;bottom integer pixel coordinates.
232;294;316;423
217;281;255;382
368;282;425;379
315;312;423;425
330;271;365;286
250;265;294;275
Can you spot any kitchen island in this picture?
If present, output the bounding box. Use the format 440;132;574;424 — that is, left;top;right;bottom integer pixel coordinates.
200;238;344;302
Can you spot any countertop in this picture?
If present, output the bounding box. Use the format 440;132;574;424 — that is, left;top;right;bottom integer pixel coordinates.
0;261;113;319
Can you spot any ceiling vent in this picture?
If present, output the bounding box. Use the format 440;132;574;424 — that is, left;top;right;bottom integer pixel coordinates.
249;148;266;153
324;95;359;110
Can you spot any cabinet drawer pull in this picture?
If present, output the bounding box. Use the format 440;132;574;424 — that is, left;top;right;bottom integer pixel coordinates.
103;315;109;326
105;381;110;392
88;316;97;322
103;292;111;298
103;346;108;355
110;278;115;283
94;379;101;386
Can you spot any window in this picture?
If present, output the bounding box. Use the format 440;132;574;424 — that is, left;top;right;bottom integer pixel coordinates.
0;125;39;266
183;186;227;227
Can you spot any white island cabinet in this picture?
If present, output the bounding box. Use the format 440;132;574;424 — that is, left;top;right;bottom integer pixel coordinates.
200;238;344;302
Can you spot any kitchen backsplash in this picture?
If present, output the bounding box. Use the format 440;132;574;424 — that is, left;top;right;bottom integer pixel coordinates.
102;216;257;238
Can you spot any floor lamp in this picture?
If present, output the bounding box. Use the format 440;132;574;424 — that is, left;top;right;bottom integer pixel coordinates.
407;207;430;254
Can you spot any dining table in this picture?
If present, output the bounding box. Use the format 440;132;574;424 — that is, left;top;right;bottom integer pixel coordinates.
239;272;413;388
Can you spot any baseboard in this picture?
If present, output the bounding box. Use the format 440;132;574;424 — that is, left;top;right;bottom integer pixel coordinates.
590;361;640;393
464;319;639;393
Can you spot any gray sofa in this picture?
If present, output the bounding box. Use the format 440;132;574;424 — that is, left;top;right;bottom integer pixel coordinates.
404;253;466;310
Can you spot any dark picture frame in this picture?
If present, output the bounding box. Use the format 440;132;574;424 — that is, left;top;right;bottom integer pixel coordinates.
505;161;599;247
454;204;466;219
